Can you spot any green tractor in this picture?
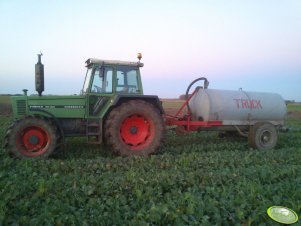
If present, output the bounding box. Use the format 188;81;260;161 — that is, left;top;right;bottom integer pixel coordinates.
4;53;165;159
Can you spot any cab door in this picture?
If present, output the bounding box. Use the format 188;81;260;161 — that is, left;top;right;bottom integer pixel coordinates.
87;66;114;117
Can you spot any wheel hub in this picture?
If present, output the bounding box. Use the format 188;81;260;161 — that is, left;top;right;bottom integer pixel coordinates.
20;126;49;156
261;131;271;144
263;135;269;142
29;135;39;145
120;114;151;147
130;126;138;134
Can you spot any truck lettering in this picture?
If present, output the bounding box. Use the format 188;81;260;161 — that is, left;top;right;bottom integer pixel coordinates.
233;99;262;109
249;100;255;108
241;99;248;108
255;100;262;109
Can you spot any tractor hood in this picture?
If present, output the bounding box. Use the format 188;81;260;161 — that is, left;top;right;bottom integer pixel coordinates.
11;95;86;119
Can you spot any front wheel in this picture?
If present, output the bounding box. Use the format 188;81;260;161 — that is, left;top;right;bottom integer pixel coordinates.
248;122;278;150
104;100;164;156
4;116;59;159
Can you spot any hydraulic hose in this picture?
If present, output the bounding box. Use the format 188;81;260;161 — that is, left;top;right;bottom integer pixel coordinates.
185;77;209;114
185;77;209;99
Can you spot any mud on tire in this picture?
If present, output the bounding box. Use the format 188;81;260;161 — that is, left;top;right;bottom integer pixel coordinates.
104;100;164;156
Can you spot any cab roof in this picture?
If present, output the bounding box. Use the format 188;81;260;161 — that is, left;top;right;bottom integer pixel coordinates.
85;58;144;67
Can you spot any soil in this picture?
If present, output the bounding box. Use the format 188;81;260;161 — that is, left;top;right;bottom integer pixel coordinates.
164;107;187;117
0;104;12;116
160;99;187;117
287;110;301;120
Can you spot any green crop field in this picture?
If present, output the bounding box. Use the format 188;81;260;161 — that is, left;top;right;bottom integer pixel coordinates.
0;100;301;225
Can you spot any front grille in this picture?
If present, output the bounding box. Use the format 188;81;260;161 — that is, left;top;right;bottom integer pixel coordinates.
16;100;26;115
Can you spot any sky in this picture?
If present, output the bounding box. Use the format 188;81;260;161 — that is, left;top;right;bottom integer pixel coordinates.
0;0;300;101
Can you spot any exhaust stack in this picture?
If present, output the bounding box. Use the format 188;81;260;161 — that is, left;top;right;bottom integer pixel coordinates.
35;53;44;96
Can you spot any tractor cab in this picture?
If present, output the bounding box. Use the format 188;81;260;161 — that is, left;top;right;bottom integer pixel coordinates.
82;57;144;117
82;58;144;95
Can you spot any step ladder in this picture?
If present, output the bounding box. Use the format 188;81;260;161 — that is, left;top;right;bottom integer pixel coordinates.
86;120;102;144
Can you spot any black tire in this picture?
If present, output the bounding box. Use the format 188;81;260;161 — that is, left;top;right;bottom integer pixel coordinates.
4;116;59;159
248;122;278;150
104;100;164;156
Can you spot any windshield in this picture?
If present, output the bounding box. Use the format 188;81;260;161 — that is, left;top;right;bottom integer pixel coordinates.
82;68;93;93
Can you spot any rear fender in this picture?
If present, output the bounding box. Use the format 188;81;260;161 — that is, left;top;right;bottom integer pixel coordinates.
108;95;164;116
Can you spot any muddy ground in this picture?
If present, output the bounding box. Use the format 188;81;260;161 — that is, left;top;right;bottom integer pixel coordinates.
287;110;301;120
0;104;12;116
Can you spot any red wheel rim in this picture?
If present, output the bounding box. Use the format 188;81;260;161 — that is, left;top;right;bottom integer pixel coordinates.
120;114;154;150
18;126;50;157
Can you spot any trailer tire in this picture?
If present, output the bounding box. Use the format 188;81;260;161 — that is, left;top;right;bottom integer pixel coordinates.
104;100;164;156
5;116;58;159
248;122;278;150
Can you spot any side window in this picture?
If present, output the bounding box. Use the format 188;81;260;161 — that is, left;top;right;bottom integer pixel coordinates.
127;70;139;91
104;68;113;93
116;66;139;93
116;71;125;92
82;68;93;93
91;69;102;93
91;67;113;93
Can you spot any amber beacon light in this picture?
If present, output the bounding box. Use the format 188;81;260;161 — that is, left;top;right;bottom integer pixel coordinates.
137;53;142;61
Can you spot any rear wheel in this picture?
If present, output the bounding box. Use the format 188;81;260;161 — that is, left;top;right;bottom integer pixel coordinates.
248;122;278;150
4;116;58;159
104;100;164;156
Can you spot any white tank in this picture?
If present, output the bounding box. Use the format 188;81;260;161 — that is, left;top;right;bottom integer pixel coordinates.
188;88;287;125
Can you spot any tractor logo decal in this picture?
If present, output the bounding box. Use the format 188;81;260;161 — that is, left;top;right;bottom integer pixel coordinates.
29;105;85;109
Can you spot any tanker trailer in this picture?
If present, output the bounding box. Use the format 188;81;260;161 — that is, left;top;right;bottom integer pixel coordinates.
165;77;287;151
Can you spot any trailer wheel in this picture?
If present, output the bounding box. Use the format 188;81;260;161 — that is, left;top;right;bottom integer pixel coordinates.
4;116;58;159
248;123;278;150
104;100;164;156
